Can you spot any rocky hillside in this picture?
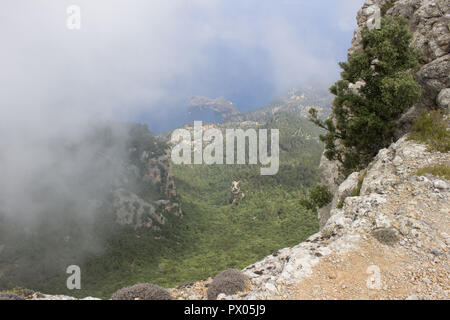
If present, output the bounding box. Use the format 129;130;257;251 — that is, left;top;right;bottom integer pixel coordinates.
170;0;450;301
186;86;333;124
242;86;333;122
318;0;449;227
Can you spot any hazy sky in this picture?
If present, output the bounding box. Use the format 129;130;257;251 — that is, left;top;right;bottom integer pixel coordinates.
0;0;364;133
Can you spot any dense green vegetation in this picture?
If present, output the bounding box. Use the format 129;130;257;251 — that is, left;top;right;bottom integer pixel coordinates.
29;113;324;299
310;17;422;176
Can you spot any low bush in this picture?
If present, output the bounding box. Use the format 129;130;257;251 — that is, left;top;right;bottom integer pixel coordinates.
207;269;249;300
372;228;399;246
111;283;173;300
309;184;333;209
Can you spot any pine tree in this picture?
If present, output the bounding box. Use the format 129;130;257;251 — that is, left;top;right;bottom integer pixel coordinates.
310;17;422;176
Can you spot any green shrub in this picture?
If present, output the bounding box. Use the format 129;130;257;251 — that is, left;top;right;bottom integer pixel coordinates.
300;184;332;210
415;164;450;180
408;110;450;153
111;283;173;300
310;17;422;176
207;269;249;300
309;184;333;209
0;292;25;300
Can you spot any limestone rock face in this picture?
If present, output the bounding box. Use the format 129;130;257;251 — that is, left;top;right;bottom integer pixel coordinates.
112;149;182;229
397;0;449;62
318;0;450;227
330;172;360;209
317;204;333;231
113;147;182;229
319;171;360;230
351;0;449;63
318;154;343;196
416;54;450;109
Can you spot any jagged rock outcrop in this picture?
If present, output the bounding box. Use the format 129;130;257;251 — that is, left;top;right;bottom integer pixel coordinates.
113;140;182;229
317;155;346;228
319;0;450;227
415;54;450;112
330;172;360;210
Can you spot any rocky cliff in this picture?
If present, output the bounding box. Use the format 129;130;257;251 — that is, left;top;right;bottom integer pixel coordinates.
318;0;449;228
94;123;182;230
112;145;182;230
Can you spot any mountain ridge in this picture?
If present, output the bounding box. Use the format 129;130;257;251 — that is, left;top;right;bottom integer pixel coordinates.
185;86;333;124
